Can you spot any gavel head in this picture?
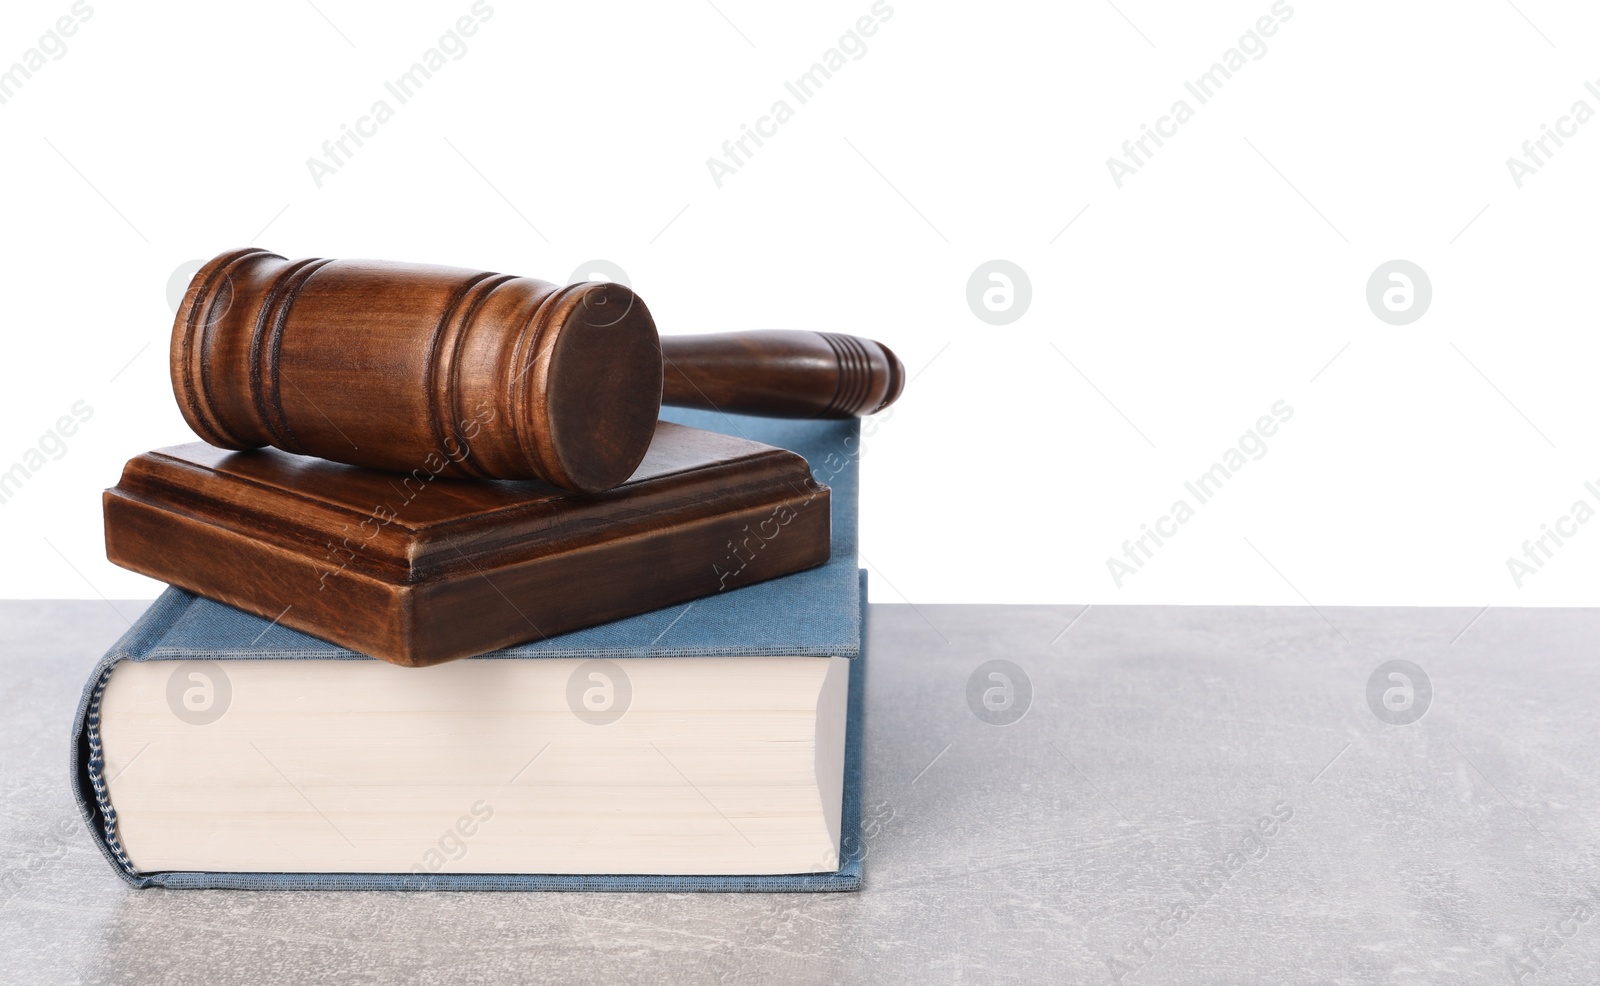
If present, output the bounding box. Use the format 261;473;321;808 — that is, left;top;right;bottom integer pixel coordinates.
171;248;663;492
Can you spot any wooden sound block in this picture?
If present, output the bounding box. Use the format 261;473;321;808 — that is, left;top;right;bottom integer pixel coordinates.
104;423;830;667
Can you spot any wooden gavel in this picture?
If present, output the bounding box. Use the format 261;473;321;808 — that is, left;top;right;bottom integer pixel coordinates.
171;248;904;492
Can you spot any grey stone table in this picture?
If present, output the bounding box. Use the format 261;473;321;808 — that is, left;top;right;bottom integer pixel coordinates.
3;600;1598;985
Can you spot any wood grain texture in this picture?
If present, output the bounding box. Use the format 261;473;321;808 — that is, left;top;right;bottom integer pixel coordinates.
103;422;831;666
661;330;904;419
171;248;663;493
172;250;905;492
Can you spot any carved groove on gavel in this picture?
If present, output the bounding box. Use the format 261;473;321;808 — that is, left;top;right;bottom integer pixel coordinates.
171;248;904;493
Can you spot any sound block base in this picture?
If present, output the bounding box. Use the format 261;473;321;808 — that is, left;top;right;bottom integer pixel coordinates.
104;423;830;666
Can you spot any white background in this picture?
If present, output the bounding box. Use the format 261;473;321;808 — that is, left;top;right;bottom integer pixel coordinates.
2;0;1599;609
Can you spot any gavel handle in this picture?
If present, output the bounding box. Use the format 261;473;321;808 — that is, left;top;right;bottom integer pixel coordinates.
659;330;905;419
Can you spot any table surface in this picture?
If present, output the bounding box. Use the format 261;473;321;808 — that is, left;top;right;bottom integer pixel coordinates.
2;599;1597;985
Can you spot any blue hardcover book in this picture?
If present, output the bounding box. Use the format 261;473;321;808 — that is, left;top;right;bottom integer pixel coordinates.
70;410;867;891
